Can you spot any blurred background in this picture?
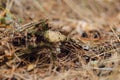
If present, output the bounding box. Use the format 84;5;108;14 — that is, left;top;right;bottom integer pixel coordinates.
0;0;119;25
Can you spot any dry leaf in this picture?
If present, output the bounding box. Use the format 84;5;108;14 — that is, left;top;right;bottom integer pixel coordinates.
27;64;36;71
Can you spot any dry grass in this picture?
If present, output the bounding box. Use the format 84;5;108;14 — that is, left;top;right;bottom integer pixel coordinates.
0;0;120;80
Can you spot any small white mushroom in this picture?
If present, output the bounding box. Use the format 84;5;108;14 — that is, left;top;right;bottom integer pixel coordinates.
44;30;66;42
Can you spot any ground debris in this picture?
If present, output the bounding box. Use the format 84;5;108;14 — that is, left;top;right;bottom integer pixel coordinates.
0;0;120;80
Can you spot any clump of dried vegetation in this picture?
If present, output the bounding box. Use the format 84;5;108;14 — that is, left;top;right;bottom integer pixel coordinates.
0;0;120;80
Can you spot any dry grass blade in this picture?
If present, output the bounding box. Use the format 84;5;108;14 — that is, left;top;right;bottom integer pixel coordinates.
109;24;120;42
